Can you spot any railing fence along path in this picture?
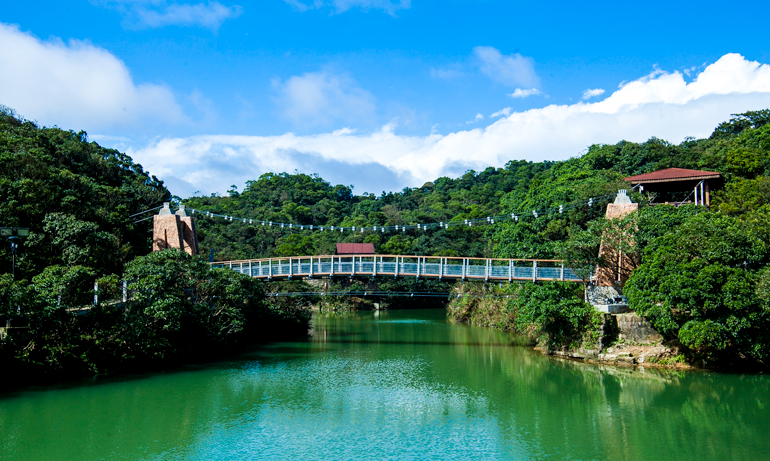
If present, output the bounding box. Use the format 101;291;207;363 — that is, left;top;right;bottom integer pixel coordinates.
211;255;582;283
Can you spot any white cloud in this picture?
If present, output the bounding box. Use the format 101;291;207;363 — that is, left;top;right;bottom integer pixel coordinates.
582;88;605;100
490;107;512;118
127;53;770;197
465;113;484;124
509;88;541;98
284;0;410;16
134;1;243;30
430;67;464;79
473;46;540;88
0;23;185;131
95;1;242;30
272;70;376;127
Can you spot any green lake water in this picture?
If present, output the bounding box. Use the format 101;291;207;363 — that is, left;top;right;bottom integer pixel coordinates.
1;308;769;460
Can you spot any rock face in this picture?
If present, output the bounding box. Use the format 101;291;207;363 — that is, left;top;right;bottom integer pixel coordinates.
615;313;662;343
546;312;685;368
586;286;629;313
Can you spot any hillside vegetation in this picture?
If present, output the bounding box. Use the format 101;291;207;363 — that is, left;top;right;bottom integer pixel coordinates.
183;108;770;369
3;106;770;373
0;107;308;386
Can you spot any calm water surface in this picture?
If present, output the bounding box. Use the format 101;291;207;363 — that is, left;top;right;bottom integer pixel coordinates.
1;309;768;460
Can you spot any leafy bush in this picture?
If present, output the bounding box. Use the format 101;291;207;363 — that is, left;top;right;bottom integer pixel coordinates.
626;210;770;367
513;282;600;350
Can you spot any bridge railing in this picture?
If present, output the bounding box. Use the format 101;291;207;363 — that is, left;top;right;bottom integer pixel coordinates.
211;255;584;282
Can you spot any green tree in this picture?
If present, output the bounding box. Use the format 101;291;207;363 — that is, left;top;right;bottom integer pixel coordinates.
513;282;599;350
625;211;770;366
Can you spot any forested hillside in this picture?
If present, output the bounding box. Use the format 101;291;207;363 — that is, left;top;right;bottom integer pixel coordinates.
3;106;770;373
0;106;170;278
185;110;770;261
183;109;770;369
0;107;308;385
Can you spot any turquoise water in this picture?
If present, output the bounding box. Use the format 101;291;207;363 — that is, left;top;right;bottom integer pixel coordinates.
1;309;768;460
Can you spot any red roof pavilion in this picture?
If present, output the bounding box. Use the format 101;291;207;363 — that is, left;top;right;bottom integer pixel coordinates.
335;243;375;255
624;167;721;184
624;168;722;206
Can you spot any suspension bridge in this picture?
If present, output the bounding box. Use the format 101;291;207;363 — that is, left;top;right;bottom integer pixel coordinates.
211;255;584;283
150;191;638;287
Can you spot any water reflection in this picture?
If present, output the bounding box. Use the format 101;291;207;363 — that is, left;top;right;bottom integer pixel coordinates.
0;309;767;460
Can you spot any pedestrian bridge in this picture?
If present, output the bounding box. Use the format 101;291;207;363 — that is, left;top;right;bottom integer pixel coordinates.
212;255;583;283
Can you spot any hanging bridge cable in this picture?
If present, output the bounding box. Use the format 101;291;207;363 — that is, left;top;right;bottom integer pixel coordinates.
132;215;156;224
265;291;515;299
184;192;618;233
128;205;164;218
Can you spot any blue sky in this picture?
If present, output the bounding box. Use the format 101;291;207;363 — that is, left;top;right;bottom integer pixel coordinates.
2;1;770;196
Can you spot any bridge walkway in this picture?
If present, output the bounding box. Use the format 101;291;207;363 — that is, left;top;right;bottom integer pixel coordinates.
212;255;583;283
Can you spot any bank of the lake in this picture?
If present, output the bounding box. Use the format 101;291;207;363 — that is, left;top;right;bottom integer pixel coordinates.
446;282;698;370
1;308;768;460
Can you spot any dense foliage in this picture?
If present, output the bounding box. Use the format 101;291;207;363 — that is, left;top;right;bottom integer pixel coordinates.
625;209;770;367
4;105;770;371
0;106;170;278
184;161;553;260
0;109;310;385
0;251;309;385
513;282;601;350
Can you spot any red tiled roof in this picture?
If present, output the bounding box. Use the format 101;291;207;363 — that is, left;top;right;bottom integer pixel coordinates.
336;243;375;255
624;168;721;183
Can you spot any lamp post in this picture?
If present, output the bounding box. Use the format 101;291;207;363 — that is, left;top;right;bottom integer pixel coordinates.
8;236;19;278
2;228;29;279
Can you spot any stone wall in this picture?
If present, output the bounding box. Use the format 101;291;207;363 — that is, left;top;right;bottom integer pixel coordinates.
153;215;184;252
615;313;662;343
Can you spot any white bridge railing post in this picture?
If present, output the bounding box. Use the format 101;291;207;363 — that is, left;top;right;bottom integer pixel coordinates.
532;260;537;282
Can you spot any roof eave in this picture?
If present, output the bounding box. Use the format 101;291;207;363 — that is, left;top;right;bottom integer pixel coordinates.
625;174;721;184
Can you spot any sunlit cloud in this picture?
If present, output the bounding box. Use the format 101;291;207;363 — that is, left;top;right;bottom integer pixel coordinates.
490;107;512;118
0;23;186;131
582;88;605;100
509;88;541;98
466;113;484;124
126;53;770;196
271;70;376;127
283;0;410;16
473;46;540;88
94;1;242;30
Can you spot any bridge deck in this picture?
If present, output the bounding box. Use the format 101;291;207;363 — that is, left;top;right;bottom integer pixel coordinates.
212;255;584;282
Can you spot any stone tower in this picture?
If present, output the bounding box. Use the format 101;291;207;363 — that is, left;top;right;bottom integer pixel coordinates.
152;203;199;255
595;190;638;286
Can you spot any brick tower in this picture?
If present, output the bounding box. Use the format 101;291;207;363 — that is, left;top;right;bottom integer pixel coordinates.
152;203;199;255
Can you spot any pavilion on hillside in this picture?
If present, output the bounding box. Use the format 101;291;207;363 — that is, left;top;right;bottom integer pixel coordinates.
624;168;722;206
